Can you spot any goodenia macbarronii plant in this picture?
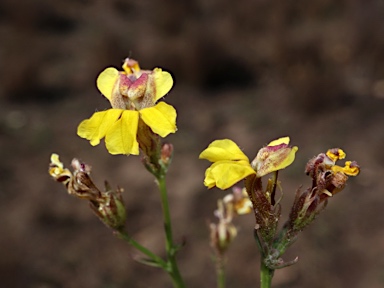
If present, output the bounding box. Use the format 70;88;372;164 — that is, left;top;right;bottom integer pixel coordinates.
49;58;360;288
50;58;184;287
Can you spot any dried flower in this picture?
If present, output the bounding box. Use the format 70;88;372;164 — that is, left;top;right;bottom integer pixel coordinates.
49;154;126;230
289;148;360;232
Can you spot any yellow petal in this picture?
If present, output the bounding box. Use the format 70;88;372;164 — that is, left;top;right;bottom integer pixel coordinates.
204;160;255;190
268;136;290;146
139;102;177;137
204;166;217;189
273;146;298;170
105;111;140;155
153;68;173;101
332;161;360;176
96;67;119;101
254;146;298;177
326;148;346;162
50;153;63;169
77;109;124;146
122;58;140;74
199;139;249;162
49;153;72;181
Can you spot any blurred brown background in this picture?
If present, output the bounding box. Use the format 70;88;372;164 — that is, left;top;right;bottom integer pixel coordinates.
1;0;383;287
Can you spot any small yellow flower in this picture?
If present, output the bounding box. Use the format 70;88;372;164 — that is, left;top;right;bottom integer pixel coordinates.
77;59;177;155
199;137;298;190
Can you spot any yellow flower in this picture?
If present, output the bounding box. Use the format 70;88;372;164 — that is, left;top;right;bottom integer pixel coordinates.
77;59;177;155
199;137;298;190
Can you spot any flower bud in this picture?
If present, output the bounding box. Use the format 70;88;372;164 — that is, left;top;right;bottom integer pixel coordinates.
160;142;174;167
210;221;237;254
66;158;101;201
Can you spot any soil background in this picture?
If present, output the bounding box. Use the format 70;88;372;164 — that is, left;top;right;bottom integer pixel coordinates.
1;1;384;287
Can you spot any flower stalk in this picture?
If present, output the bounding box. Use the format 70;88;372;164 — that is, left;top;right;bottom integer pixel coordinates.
216;256;226;288
260;258;274;288
157;173;185;288
115;229;168;269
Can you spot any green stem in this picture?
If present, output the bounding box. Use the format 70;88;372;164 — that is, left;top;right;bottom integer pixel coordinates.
273;224;298;259
254;226;274;288
157;174;186;288
253;228;264;256
216;256;226;288
260;257;274;288
116;230;167;269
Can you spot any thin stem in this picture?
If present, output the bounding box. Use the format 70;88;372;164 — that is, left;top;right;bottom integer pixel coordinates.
116;230;167;269
260;256;274;288
253;228;265;256
254;225;274;288
273;224;298;257
157;174;186;288
216;255;226;288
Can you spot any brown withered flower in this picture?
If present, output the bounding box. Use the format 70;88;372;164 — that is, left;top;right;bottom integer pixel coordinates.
49;154;126;230
289;148;360;232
